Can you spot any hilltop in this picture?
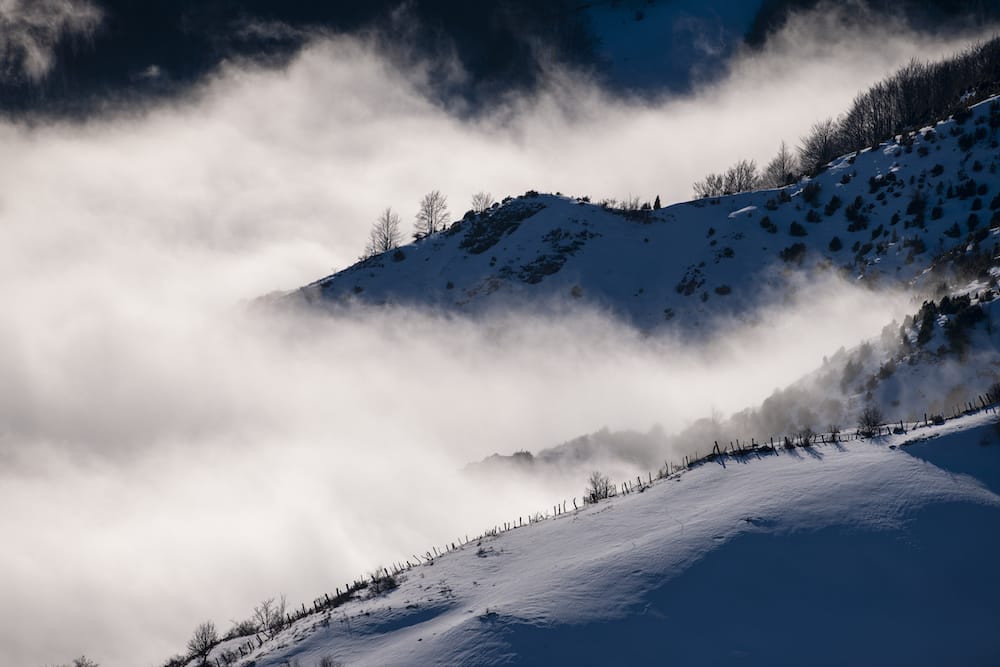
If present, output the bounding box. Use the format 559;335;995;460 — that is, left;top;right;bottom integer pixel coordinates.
293;96;1000;335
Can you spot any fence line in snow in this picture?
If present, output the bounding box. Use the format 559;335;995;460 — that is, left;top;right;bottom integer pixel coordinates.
204;390;1000;666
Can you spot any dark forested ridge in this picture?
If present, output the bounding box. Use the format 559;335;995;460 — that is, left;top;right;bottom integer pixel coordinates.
695;33;1000;198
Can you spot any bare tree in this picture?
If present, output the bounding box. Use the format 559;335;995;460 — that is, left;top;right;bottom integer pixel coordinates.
187;621;218;662
798;118;842;174
762;141;798;188
414;190;449;238
621;193;641;211
585;470;611;503
840;79;899;151
693;160;759;198
890;59;929;129
470;191;494;214
857;404;884;437
723;159;760;194
363;207;402;259
693;172;726;198
253;596;287;638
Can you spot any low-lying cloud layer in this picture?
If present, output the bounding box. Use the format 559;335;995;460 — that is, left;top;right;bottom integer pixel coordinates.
0;10;991;666
3;284;906;666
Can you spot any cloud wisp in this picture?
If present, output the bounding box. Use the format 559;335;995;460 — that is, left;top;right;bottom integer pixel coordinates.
0;0;102;82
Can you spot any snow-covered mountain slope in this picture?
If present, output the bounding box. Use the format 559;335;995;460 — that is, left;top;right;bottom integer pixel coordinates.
674;293;1000;452
196;411;1000;667
292;96;1000;335
829;291;999;418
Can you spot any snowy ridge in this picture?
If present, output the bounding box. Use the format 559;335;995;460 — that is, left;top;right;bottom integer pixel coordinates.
293;95;1000;335
195;409;1000;666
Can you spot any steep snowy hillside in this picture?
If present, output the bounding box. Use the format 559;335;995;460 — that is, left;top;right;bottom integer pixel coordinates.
293;96;1000;335
467;275;999;482
664;292;1000;457
190;411;1000;667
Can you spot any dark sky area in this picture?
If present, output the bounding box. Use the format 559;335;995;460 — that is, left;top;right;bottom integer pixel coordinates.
2;0;999;115
1;1;596;115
